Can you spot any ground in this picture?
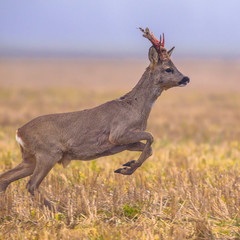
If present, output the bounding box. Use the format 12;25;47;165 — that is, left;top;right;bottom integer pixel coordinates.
0;58;240;239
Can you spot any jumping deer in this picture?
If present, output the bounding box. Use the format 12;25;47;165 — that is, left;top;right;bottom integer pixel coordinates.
0;27;190;209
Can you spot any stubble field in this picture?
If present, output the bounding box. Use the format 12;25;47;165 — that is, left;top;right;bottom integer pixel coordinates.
0;58;240;239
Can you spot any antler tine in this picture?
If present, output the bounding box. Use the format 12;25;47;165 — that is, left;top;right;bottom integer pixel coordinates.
139;27;160;50
139;27;166;59
151;31;159;43
139;27;152;40
162;33;165;47
139;27;145;33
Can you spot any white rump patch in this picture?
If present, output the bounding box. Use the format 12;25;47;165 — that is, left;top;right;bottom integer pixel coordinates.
16;130;24;147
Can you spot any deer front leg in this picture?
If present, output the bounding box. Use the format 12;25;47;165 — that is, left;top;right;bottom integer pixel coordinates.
125;142;153;166
109;131;153;175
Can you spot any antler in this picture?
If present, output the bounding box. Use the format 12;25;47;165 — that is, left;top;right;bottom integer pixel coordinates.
139;27;165;51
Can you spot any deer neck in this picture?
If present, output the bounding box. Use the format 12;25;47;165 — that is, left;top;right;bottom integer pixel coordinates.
121;68;162;118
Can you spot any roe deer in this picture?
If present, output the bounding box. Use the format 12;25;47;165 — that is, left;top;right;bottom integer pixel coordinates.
0;27;190;209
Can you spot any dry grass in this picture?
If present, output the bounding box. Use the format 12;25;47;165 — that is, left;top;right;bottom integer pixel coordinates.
0;58;240;239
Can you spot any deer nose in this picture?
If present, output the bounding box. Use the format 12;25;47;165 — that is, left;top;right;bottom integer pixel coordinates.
178;77;190;87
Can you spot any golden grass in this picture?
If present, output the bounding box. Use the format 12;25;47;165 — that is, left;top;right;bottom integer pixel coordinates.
0;59;240;239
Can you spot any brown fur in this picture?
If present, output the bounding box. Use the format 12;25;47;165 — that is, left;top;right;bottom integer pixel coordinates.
0;39;190;210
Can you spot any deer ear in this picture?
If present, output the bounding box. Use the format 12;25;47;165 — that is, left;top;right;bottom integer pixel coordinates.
148;46;159;65
167;46;175;57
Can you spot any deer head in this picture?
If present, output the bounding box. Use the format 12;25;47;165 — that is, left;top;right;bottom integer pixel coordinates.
139;27;190;91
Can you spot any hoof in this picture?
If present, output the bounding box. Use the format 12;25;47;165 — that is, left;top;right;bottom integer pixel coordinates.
122;160;136;167
114;167;127;173
114;167;135;175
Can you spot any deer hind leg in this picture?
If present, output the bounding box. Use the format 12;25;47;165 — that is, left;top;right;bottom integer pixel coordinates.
26;152;61;210
110;131;153;175
0;148;36;193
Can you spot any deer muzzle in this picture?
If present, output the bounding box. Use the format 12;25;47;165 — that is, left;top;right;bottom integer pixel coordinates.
178;77;190;87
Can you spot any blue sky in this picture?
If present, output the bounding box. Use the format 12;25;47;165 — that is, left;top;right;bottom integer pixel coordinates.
0;0;240;57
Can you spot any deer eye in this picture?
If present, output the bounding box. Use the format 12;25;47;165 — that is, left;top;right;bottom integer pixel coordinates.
165;68;173;73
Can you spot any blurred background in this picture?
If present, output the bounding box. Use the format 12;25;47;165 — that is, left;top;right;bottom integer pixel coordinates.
0;0;240;58
0;0;240;140
0;0;240;87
